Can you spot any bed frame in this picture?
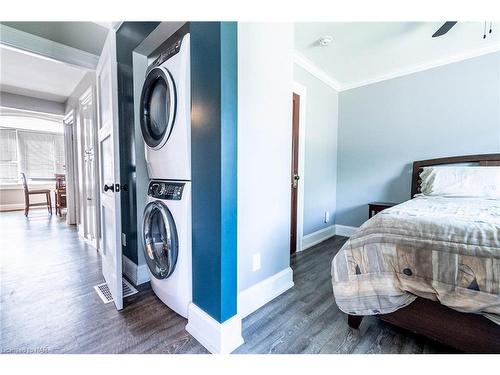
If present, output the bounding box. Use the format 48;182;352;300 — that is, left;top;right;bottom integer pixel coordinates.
348;153;500;353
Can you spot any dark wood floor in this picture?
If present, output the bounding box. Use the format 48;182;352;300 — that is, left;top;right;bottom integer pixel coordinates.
0;210;454;354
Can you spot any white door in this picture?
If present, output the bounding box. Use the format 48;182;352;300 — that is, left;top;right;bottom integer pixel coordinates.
96;30;123;310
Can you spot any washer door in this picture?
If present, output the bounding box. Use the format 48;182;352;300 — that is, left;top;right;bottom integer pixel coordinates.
140;67;177;150
142;201;179;279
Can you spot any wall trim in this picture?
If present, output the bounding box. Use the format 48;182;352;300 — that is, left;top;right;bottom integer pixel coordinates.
0;203;25;212
294;46;500;92
301;224;359;250
334;224;358;237
186;303;244;354
122;255;150;286
301;224;336;251
293;52;341;92
341;45;500;91
0;24;99;70
238;267;294;319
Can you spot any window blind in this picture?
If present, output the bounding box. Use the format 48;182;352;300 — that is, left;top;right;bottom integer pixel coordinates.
17;131;64;179
0;128;19;182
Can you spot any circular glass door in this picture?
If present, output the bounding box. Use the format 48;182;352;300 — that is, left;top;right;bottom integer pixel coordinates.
142;201;178;279
140;67;176;150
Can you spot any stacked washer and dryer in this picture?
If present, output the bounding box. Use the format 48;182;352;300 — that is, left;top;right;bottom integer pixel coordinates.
139;32;192;318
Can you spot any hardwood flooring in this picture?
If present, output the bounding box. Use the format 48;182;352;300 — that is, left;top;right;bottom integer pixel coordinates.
0;210;454;354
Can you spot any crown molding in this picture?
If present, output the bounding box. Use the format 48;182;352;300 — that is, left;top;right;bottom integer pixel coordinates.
0;24;99;70
293;52;341;92
294;44;500;92
341;44;500;91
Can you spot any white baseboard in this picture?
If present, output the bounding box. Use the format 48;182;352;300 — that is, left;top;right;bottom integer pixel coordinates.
334;224;358;237
301;224;336;251
122;255;150;286
186;303;244;354
238;267;294;319
301;224;359;251
0;203;30;212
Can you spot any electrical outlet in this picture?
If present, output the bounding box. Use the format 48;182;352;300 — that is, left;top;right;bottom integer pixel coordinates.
252;253;261;272
324;211;330;223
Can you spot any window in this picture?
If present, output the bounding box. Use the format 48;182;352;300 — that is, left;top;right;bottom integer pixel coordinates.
17;131;65;179
0;111;64;183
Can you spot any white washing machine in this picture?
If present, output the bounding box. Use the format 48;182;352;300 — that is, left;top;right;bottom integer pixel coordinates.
142;179;192;318
140;33;191;181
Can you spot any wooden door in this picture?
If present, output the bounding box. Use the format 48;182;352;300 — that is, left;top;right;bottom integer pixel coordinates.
96;30;123;310
290;93;300;254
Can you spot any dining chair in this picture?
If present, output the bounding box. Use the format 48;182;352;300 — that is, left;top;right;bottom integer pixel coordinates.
20;173;52;217
54;173;67;216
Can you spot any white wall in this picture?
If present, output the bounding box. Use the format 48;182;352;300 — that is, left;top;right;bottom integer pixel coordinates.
237;23;294;292
293;65;339;236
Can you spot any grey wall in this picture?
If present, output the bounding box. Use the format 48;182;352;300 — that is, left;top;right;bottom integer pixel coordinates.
1;91;65;115
237;23;294;292
337;52;500;227
294;65;339;235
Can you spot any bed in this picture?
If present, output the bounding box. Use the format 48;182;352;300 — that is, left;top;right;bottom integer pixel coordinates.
331;154;500;353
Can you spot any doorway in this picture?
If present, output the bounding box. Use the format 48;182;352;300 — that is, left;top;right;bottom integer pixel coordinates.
290;93;300;254
290;83;307;254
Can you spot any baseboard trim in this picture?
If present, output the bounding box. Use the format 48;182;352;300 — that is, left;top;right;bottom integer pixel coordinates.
238;267;294;319
0;203;28;212
186;303;244;354
301;224;336;251
335;224;358;237
122;255;150;286
301;224;359;250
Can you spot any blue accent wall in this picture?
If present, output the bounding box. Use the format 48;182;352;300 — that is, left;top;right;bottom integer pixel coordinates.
190;22;238;323
336;52;500;227
219;22;238;322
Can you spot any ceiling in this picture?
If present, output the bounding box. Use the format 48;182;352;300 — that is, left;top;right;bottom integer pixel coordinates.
0;22;108;56
0;46;87;102
295;22;500;90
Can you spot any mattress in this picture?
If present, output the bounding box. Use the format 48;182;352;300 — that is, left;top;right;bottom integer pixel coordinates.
331;196;500;324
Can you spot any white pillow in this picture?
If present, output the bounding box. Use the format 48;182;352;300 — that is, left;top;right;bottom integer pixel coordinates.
419;166;500;198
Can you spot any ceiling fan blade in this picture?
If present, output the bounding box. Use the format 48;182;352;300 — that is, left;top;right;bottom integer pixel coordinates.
432;21;458;37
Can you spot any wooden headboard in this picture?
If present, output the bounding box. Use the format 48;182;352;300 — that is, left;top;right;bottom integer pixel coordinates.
411;153;500;198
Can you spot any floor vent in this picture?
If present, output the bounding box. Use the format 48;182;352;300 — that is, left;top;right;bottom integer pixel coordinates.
94;279;138;304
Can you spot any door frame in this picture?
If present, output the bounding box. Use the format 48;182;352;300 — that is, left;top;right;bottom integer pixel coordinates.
79;86;100;249
63;110;77;225
292;82;307;253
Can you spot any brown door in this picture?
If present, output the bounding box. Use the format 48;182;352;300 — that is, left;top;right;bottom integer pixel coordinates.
290;93;300;254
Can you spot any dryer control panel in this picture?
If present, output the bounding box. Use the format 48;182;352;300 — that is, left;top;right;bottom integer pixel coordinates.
148;180;185;200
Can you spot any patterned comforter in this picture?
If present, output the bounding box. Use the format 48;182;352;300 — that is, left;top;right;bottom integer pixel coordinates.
331;196;500;324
